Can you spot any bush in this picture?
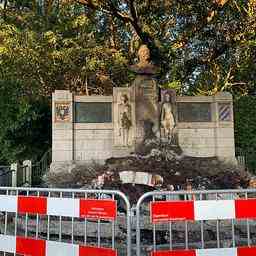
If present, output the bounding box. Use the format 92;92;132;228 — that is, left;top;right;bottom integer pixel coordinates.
0;80;51;164
234;96;256;172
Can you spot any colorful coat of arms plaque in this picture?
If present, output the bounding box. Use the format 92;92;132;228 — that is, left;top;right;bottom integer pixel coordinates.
55;102;71;122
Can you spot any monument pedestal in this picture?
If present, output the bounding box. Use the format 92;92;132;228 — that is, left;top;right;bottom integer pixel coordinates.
132;75;159;146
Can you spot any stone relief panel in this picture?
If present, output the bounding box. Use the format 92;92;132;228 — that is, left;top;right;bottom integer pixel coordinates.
55;102;71;122
160;89;176;141
113;88;135;147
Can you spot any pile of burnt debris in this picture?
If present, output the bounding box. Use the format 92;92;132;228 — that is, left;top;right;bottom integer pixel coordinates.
46;139;250;204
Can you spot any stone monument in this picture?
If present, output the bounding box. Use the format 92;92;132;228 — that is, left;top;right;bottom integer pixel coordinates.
51;46;236;169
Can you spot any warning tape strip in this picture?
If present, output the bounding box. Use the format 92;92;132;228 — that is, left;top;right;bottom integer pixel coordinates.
151;199;256;223
0;195;117;220
151;247;256;256
0;235;117;256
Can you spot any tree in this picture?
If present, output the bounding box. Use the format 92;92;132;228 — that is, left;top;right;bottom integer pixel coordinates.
0;80;51;164
1;0;255;95
0;0;255;163
234;95;256;172
72;0;256;95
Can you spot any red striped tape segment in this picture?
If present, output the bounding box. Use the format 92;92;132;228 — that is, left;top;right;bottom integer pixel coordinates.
151;199;256;223
151;247;256;256
0;195;117;220
0;235;117;256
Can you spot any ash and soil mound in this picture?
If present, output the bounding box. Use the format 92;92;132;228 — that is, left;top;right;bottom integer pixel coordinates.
46;139;249;203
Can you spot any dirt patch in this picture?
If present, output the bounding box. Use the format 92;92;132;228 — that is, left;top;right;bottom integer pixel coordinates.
46;139;250;204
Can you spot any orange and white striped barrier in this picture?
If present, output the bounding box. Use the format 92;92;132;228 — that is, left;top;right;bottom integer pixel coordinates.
0;195;117;219
151;199;256;223
0;235;117;256
151;247;256;256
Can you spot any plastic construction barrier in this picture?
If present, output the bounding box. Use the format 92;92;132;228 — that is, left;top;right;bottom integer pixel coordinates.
136;190;256;256
0;235;117;256
151;247;256;256
150;199;256;223
0;187;131;256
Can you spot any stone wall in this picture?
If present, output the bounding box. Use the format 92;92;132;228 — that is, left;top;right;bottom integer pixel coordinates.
177;92;235;161
52;91;132;165
52;90;74;162
51;90;235;167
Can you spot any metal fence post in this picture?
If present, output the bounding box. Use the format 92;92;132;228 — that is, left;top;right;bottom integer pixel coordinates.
23;160;32;185
10;163;18;187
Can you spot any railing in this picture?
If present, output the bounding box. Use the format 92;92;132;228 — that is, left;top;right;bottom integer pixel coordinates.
17;164;30;186
32;148;52;186
136;189;256;256
2;187;256;255
236;147;256;172
0;166;13;186
0;187;131;256
0;149;52;188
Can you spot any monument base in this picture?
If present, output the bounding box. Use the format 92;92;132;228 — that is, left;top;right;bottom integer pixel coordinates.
51;90;236;166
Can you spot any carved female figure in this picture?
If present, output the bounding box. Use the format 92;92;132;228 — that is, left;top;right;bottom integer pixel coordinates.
118;94;132;146
161;92;175;141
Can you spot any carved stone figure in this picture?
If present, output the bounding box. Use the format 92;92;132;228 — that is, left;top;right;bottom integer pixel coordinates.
161;92;175;141
118;94;132;146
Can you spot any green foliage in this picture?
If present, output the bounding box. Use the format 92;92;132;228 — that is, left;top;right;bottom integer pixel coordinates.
234;96;256;172
0;0;255;164
1;0;255;96
0;5;130;96
0;80;51;164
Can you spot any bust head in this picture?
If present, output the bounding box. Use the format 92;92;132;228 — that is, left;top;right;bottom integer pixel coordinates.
138;45;150;63
130;44;157;75
120;94;129;104
164;92;171;103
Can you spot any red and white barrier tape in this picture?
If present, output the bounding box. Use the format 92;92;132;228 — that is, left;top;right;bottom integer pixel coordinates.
151;247;256;256
0;235;117;256
0;195;117;220
151;199;256;223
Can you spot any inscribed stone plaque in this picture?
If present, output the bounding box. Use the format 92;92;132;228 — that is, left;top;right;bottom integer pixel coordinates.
218;103;232;121
75;102;112;123
177;103;212;122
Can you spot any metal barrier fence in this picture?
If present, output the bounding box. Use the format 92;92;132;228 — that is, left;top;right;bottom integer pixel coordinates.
2;188;256;256
136;189;256;256
0;187;131;256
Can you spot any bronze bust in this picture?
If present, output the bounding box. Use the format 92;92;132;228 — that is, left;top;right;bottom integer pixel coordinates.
130;45;158;75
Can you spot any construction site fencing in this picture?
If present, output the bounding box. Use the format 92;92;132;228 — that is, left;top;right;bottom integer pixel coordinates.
0;187;131;256
136;189;256;256
2;187;256;256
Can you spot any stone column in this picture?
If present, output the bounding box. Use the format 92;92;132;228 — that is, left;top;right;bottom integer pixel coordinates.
11;163;18;187
132;75;159;144
214;92;236;162
52;90;74;163
23;160;32;185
